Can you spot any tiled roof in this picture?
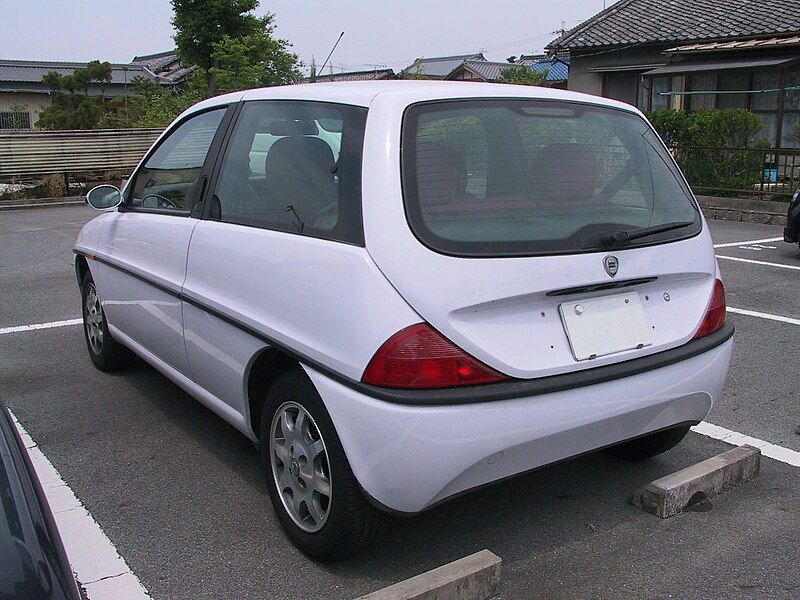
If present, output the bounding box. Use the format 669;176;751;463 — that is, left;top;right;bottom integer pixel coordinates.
131;50;193;84
450;59;568;82
667;35;800;54
517;54;548;64
312;68;396;82
540;59;569;81
0;59;153;85
547;0;800;50
132;50;180;72
518;54;570;67
403;53;485;77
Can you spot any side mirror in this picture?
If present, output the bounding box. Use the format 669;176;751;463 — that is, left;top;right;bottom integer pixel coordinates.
86;185;122;210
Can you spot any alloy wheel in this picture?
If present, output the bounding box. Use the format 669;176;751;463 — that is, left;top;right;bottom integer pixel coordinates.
84;283;104;355
269;401;332;533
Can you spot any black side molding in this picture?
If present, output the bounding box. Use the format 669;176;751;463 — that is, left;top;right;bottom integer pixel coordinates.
75;248;734;407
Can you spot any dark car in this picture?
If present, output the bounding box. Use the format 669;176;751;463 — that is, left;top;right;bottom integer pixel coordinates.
785;190;800;248
0;406;81;600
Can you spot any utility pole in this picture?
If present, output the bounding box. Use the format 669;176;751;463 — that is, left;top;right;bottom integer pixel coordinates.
309;56;317;83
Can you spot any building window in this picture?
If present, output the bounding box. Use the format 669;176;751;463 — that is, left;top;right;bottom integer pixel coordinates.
651;76;672;110
687;73;716;111
0;111;31;129
717;71;749;109
782;69;800;148
604;72;639;106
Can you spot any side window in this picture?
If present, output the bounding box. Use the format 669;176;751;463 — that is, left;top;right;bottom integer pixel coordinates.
210;101;366;244
127;108;226;213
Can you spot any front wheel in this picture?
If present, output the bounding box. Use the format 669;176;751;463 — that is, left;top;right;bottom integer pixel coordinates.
81;273;130;371
605;425;690;460
260;369;382;561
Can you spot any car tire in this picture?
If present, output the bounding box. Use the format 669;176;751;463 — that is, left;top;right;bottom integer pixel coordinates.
260;369;382;561
605;425;690;460
81;272;130;372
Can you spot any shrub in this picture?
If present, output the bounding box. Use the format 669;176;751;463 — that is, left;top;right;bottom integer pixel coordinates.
648;108;770;195
498;65;549;86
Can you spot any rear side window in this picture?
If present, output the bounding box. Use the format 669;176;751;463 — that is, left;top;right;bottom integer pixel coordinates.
128;108;225;213
402;100;701;256
211;100;367;245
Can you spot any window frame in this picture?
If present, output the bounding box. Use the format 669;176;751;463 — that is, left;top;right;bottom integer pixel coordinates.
400;97;703;259
201;99;367;247
122;104;235;217
0;111;32;130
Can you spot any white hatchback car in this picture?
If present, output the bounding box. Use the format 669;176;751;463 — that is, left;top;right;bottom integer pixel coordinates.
76;81;733;560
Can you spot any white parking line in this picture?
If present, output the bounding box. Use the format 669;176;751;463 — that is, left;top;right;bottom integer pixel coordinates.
713;237;784;248
693;422;800;467
0;318;82;335
716;255;800;271
7;410;151;600
728;307;800;326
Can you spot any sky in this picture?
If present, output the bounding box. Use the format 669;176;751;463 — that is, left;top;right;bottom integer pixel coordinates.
0;0;614;72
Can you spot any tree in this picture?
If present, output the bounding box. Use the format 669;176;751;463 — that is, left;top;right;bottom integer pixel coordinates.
171;0;300;95
39;62;114;129
498;65;549;86
42;71;63;91
86;61;113;101
210;32;300;93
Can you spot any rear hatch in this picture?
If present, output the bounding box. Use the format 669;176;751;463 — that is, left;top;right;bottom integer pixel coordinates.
366;97;716;380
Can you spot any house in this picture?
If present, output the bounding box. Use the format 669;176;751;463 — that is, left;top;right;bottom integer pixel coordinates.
546;0;800;148
402;53;485;78
444;57;569;87
131;50;194;87
310;68;397;82
0;50;191;129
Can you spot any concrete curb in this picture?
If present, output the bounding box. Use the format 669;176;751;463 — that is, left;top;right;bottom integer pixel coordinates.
0;196;85;211
355;549;501;600
697;195;788;226
633;445;761;518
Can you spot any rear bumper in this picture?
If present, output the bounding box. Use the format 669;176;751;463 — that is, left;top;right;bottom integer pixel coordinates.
305;329;733;514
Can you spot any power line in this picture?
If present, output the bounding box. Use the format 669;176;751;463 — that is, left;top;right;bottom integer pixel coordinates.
302;15;592;75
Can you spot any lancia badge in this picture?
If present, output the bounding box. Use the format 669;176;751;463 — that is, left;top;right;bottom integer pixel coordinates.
603;255;619;277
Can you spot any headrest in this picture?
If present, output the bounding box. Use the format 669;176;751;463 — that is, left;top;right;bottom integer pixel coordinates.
264;136;335;182
265;120;319;136
531;143;599;202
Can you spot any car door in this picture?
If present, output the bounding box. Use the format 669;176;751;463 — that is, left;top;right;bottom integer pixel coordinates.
94;106;230;376
181;100;376;419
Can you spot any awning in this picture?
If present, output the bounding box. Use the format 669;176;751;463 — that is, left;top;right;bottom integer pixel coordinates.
644;56;798;76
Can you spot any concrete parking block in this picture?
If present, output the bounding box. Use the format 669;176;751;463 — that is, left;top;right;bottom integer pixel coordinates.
355;549;501;600
633;445;761;518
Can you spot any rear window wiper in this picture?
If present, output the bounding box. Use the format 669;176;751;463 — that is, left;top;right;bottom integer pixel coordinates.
601;221;694;247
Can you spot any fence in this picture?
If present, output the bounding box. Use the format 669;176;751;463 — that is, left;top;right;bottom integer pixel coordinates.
0;128;162;178
671;145;800;199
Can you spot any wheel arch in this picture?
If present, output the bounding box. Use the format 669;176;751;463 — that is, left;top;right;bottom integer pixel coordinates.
75;254;90;286
246;347;303;441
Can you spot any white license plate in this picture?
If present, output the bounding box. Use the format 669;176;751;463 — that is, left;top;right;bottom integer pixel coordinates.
559;292;652;361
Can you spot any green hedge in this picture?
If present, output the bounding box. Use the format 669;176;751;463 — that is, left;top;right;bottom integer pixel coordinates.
647;109;770;195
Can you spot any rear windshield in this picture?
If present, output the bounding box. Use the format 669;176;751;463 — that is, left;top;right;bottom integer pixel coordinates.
401;100;701;257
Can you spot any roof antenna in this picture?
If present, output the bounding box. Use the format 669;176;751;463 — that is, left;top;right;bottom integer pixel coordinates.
319;32;345;80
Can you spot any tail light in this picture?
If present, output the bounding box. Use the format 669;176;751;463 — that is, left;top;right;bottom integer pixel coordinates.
362;323;509;389
693;279;726;339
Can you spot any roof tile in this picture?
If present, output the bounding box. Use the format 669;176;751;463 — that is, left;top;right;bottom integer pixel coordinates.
548;0;800;49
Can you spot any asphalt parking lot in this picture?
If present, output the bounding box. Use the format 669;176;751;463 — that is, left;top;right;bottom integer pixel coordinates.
1;205;798;599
